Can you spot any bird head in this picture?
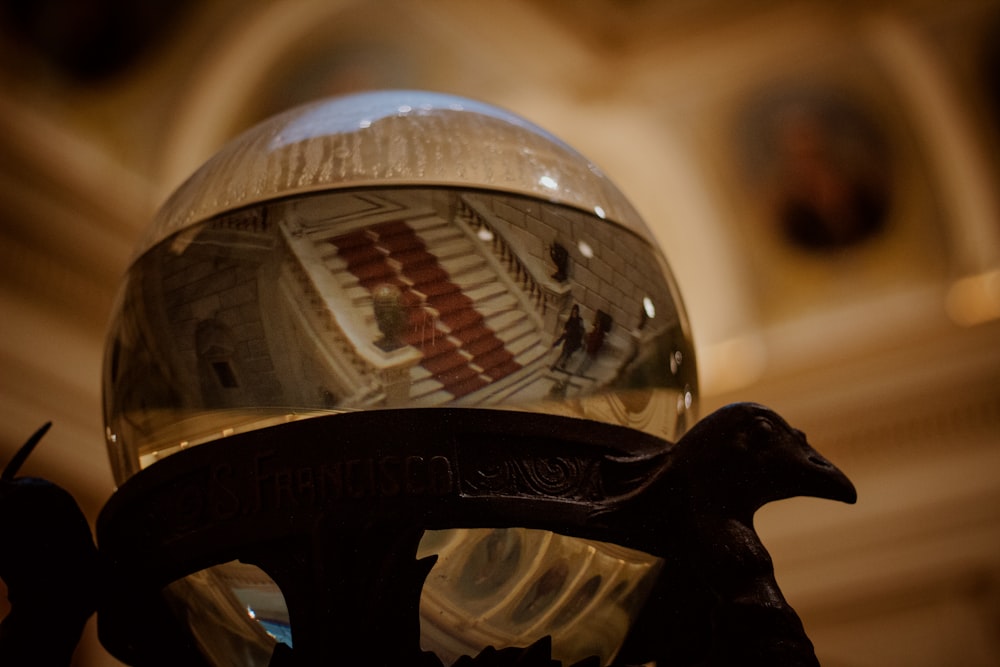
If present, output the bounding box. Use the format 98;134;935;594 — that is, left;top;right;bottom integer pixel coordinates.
672;403;857;516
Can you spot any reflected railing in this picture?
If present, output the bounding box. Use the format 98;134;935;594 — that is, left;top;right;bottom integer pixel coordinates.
456;197;551;318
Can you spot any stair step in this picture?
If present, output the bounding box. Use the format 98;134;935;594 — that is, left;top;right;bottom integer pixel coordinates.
410;365;433;382
495;319;538;349
486;359;521;380
324;255;348;272
403;331;452;356
439;253;487;277
329;230;373;250
429;238;477;261
440;309;485;335
409;377;438;396
405;215;447;233
414;280;462;298
413;388;455;404
410;377;445;399
437;363;482;385
508;334;543;357
345;284;371;305
352;261;397;286
371;220;413;239
478;360;553;405
337;244;384;265
475;293;519;317
443;374;491;398
513;342;549;367
391;248;438;271
407;266;451;289
426;292;474;317
418;225;464;244
380;234;426;255
485;310;527;335
451;267;496;290
423;350;472;376
465;281;507;303
453;322;493;343
474;347;518;376
463;332;504;357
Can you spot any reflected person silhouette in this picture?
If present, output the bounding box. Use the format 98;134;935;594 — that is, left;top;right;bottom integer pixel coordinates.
551;304;584;371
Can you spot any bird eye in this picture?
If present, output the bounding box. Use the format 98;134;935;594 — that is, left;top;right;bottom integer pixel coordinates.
755;416;774;433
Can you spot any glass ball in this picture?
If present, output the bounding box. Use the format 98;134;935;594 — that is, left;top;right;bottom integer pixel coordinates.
103;91;698;666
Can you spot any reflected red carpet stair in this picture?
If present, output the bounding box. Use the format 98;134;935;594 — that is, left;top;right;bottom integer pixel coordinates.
329;219;521;398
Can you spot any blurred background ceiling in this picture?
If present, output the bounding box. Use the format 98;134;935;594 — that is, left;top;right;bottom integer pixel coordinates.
1;0;998;665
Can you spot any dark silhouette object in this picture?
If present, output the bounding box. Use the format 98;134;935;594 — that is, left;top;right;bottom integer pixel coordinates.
773;104;889;251
552;304;584;370
451;636;598;667
577;310;612;376
637;301;648;331
737;90;892;254
615;403;857;666
549;243;569;283
0;423;100;666
94;403;854;667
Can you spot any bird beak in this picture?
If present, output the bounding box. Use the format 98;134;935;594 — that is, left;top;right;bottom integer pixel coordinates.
795;441;857;505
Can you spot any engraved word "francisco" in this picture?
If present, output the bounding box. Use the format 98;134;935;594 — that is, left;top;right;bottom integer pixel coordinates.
251;451;455;511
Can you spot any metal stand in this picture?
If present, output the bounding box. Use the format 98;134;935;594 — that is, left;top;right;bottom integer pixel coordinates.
2;404;856;666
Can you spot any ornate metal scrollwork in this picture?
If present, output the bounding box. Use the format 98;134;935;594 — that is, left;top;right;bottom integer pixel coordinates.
462;455;604;502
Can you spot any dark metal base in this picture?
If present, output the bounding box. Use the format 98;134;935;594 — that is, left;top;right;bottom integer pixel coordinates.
2;404;856;666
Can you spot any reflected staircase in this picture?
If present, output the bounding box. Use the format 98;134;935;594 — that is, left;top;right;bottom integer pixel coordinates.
326;216;548;401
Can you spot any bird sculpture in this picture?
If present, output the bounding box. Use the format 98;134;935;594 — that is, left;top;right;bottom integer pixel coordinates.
0;423;100;666
615;402;858;667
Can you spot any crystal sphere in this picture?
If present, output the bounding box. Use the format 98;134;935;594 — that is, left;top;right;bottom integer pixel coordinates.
103;91;698;666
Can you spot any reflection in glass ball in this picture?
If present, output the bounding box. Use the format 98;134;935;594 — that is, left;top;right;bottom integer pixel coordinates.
103;91;697;666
